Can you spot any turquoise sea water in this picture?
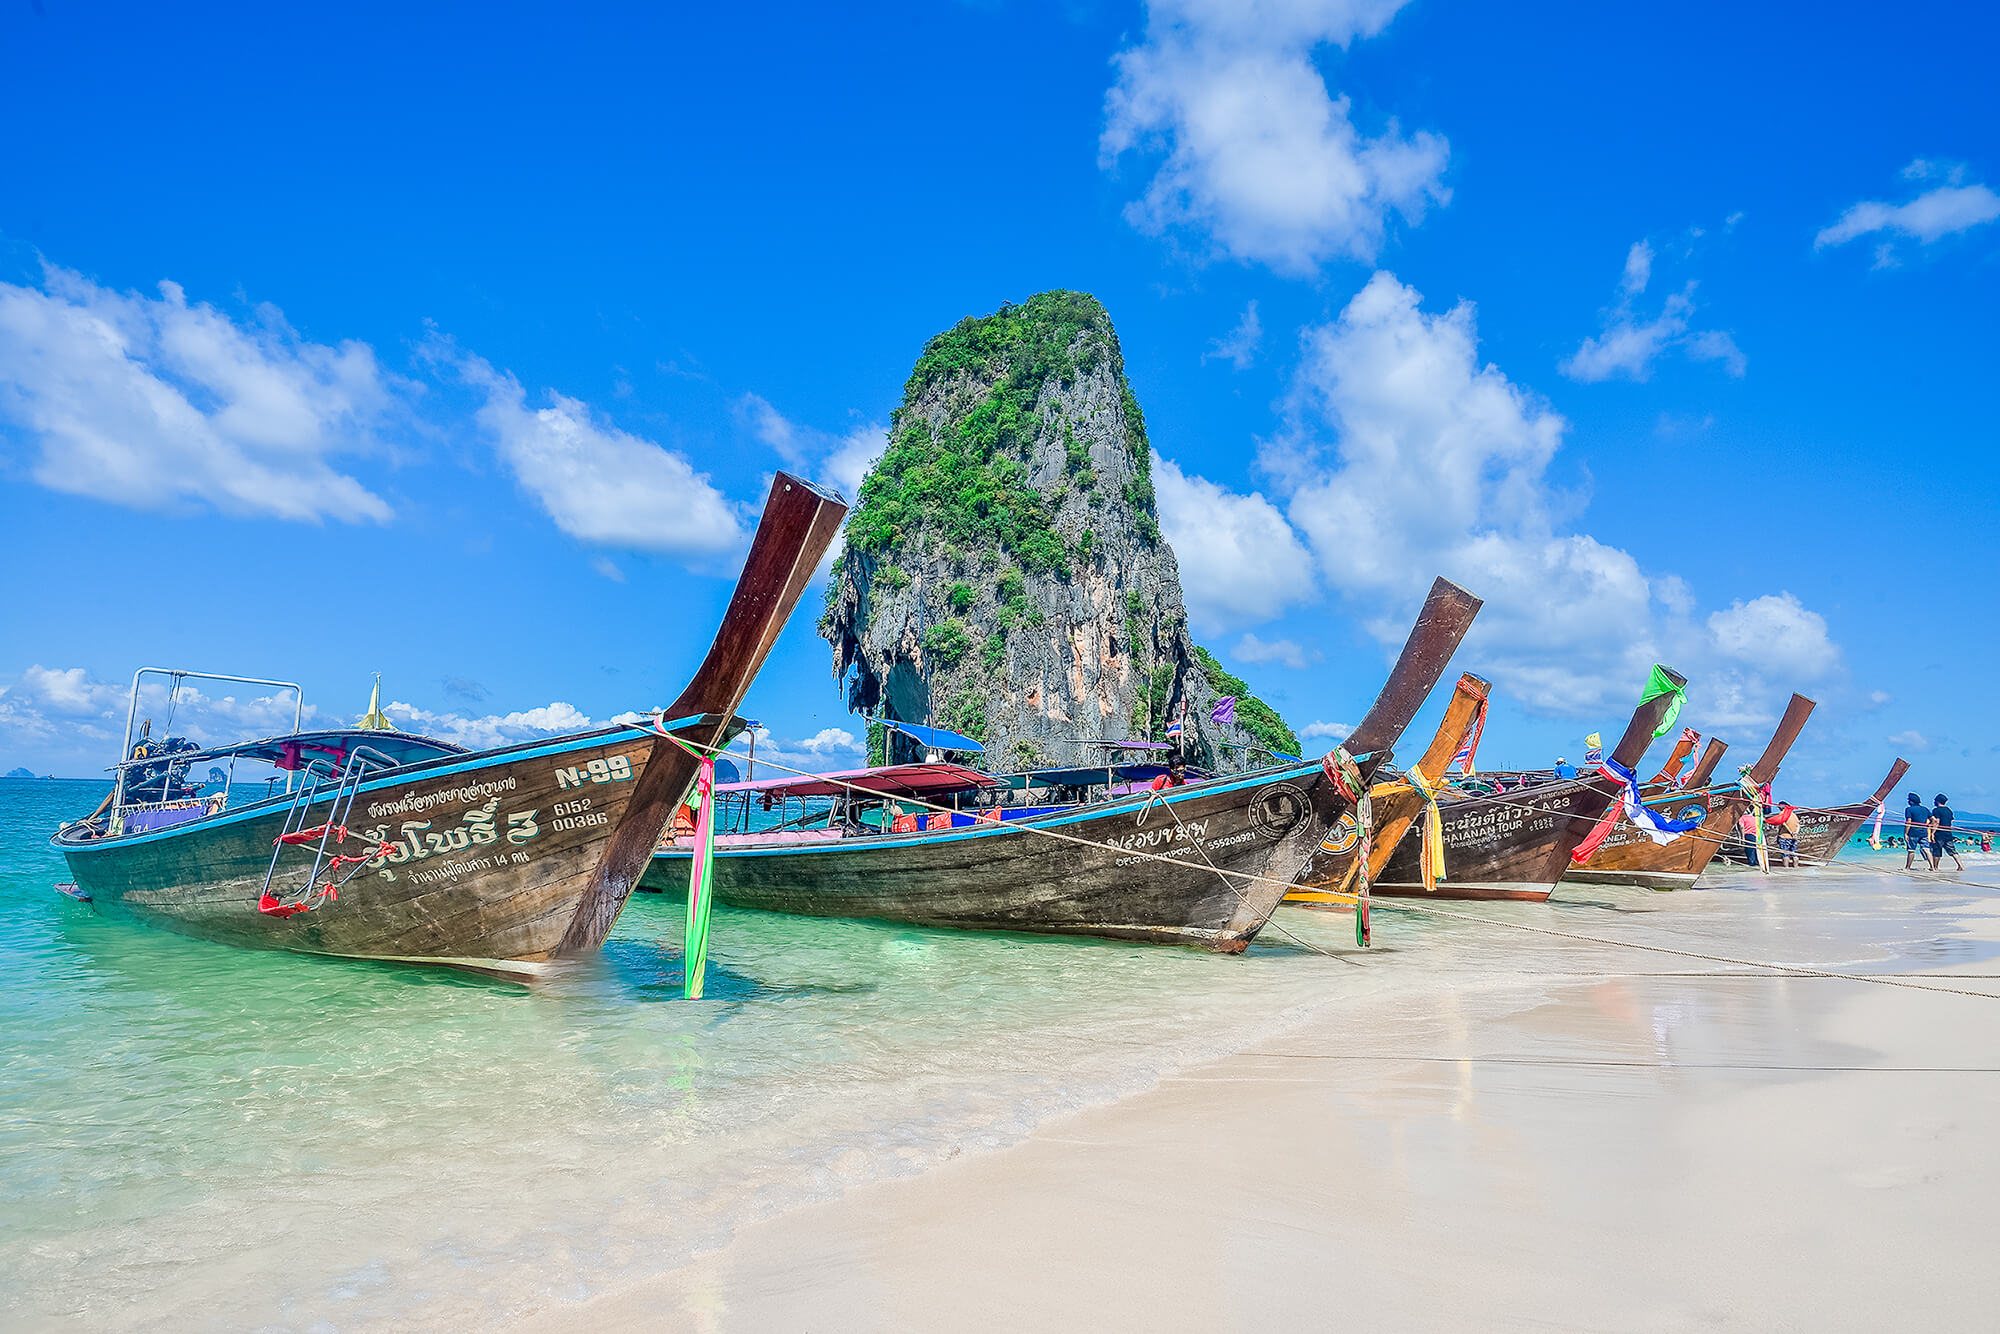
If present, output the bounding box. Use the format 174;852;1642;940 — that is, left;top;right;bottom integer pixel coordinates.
0;779;1390;1331
5;777;1995;1331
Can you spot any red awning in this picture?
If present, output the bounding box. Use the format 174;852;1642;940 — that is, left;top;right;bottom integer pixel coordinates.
718;762;997;800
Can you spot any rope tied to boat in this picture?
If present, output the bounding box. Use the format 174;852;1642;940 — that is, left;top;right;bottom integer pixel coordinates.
1738;766;1772;874
1323;747;1373;946
1403;765;1448;894
660;731;719;1000
257;826;397;918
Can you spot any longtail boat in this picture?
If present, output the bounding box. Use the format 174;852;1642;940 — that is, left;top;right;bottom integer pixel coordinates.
1283;670;1491;909
51;474;845;979
1565;695;1814;890
641;578;1482;950
1784;757;1913;866
1367;665;1689;901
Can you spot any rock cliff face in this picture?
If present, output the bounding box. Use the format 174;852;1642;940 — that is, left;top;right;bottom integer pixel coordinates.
822;291;1299;771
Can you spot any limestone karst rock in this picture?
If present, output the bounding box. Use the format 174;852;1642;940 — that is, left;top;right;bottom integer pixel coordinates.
822;291;1301;771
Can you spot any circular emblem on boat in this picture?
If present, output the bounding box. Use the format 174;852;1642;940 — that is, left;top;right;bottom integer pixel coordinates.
1677;803;1707;824
1319;811;1359;855
1250;782;1309;841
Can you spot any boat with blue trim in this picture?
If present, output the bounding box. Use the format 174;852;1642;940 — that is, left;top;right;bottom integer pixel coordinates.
50;473;845;979
640;578;1481;950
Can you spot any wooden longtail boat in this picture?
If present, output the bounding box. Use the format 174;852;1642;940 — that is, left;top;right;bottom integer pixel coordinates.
51;474;845;979
1565;695;1815;890
1785;757;1913;866
1283;671;1491;910
1367;666;1689;901
641;578;1483;950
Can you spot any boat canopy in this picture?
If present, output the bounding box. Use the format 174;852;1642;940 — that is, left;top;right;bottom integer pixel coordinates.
174;728;467;773
992;762;1208;790
718;761;998;800
877;719;985;754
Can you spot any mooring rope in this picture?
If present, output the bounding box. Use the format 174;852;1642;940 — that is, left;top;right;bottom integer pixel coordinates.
638;727;2000;1000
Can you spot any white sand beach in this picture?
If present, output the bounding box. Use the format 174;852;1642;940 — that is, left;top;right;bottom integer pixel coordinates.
515;866;2000;1333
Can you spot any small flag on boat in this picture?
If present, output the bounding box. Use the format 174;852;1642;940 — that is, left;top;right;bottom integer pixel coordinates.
1165;716;1183;739
1676;729;1701;787
358;673;392;731
1639;664;1687;737
1583;731;1603;765
1210;696;1236;726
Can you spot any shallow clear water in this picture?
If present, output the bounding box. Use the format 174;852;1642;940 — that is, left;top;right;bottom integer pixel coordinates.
3;778;1993;1331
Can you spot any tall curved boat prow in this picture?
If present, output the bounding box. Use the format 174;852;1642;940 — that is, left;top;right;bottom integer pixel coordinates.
51;474;846;979
646;578;1482;950
1371;665;1690;902
1788;756;1913;866
1565;694;1815;889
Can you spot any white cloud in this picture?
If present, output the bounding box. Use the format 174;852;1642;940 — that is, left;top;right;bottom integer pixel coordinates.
821;422;889;505
1203;301;1263;369
723;724;863;777
384;699;595;750
591;556;626;582
1101;0;1447;274
1619;240;1653;297
1887;729;1931;754
1817;160;2000;255
1253;270;1827;718
0;665;315;751
1232;632;1314;669
449;350;747;563
797;727;859;754
0;263;399;522
736;392;811;469
730;394;885;506
1685;330;1747;377
1300;720;1353;740
1153;453;1315;633
1707;592;1838;680
1562;241;1744;383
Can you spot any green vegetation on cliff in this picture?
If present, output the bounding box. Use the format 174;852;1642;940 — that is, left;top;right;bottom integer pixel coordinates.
1190;647;1303;759
842;291;1158;579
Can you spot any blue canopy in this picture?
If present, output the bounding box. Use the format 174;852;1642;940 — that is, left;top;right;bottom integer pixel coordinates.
880;719;985;755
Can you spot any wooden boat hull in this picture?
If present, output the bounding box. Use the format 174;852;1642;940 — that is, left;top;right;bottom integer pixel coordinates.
644;762;1345;950
643;575;1486;948
1371;777;1593;901
58;730;666;978
49;472;848;978
1793;803;1873;863
1368;665;1691;901
1565;695;1816;890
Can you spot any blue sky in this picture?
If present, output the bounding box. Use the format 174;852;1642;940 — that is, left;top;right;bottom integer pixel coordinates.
1;0;1994;803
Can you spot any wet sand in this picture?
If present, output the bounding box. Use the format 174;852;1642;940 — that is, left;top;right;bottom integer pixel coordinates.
515;865;2000;1332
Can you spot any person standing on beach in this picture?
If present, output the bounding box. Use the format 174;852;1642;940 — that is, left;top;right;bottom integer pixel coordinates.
1931;794;1965;871
1776;807;1802;867
1904;791;1934;870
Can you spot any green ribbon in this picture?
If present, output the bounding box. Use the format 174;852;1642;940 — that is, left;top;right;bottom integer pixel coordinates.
1640;664;1686;738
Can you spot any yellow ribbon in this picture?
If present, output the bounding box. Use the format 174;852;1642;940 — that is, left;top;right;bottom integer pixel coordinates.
1405;765;1448;892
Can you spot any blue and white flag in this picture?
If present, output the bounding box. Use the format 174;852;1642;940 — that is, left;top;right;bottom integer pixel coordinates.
1165;716;1183;740
1603;756;1702;844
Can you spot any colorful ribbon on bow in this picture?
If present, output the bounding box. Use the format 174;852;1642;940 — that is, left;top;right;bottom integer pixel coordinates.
1323;746;1373;946
658;728;721;999
1404;765;1448;893
1738;766;1770;873
1570;756;1702;865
